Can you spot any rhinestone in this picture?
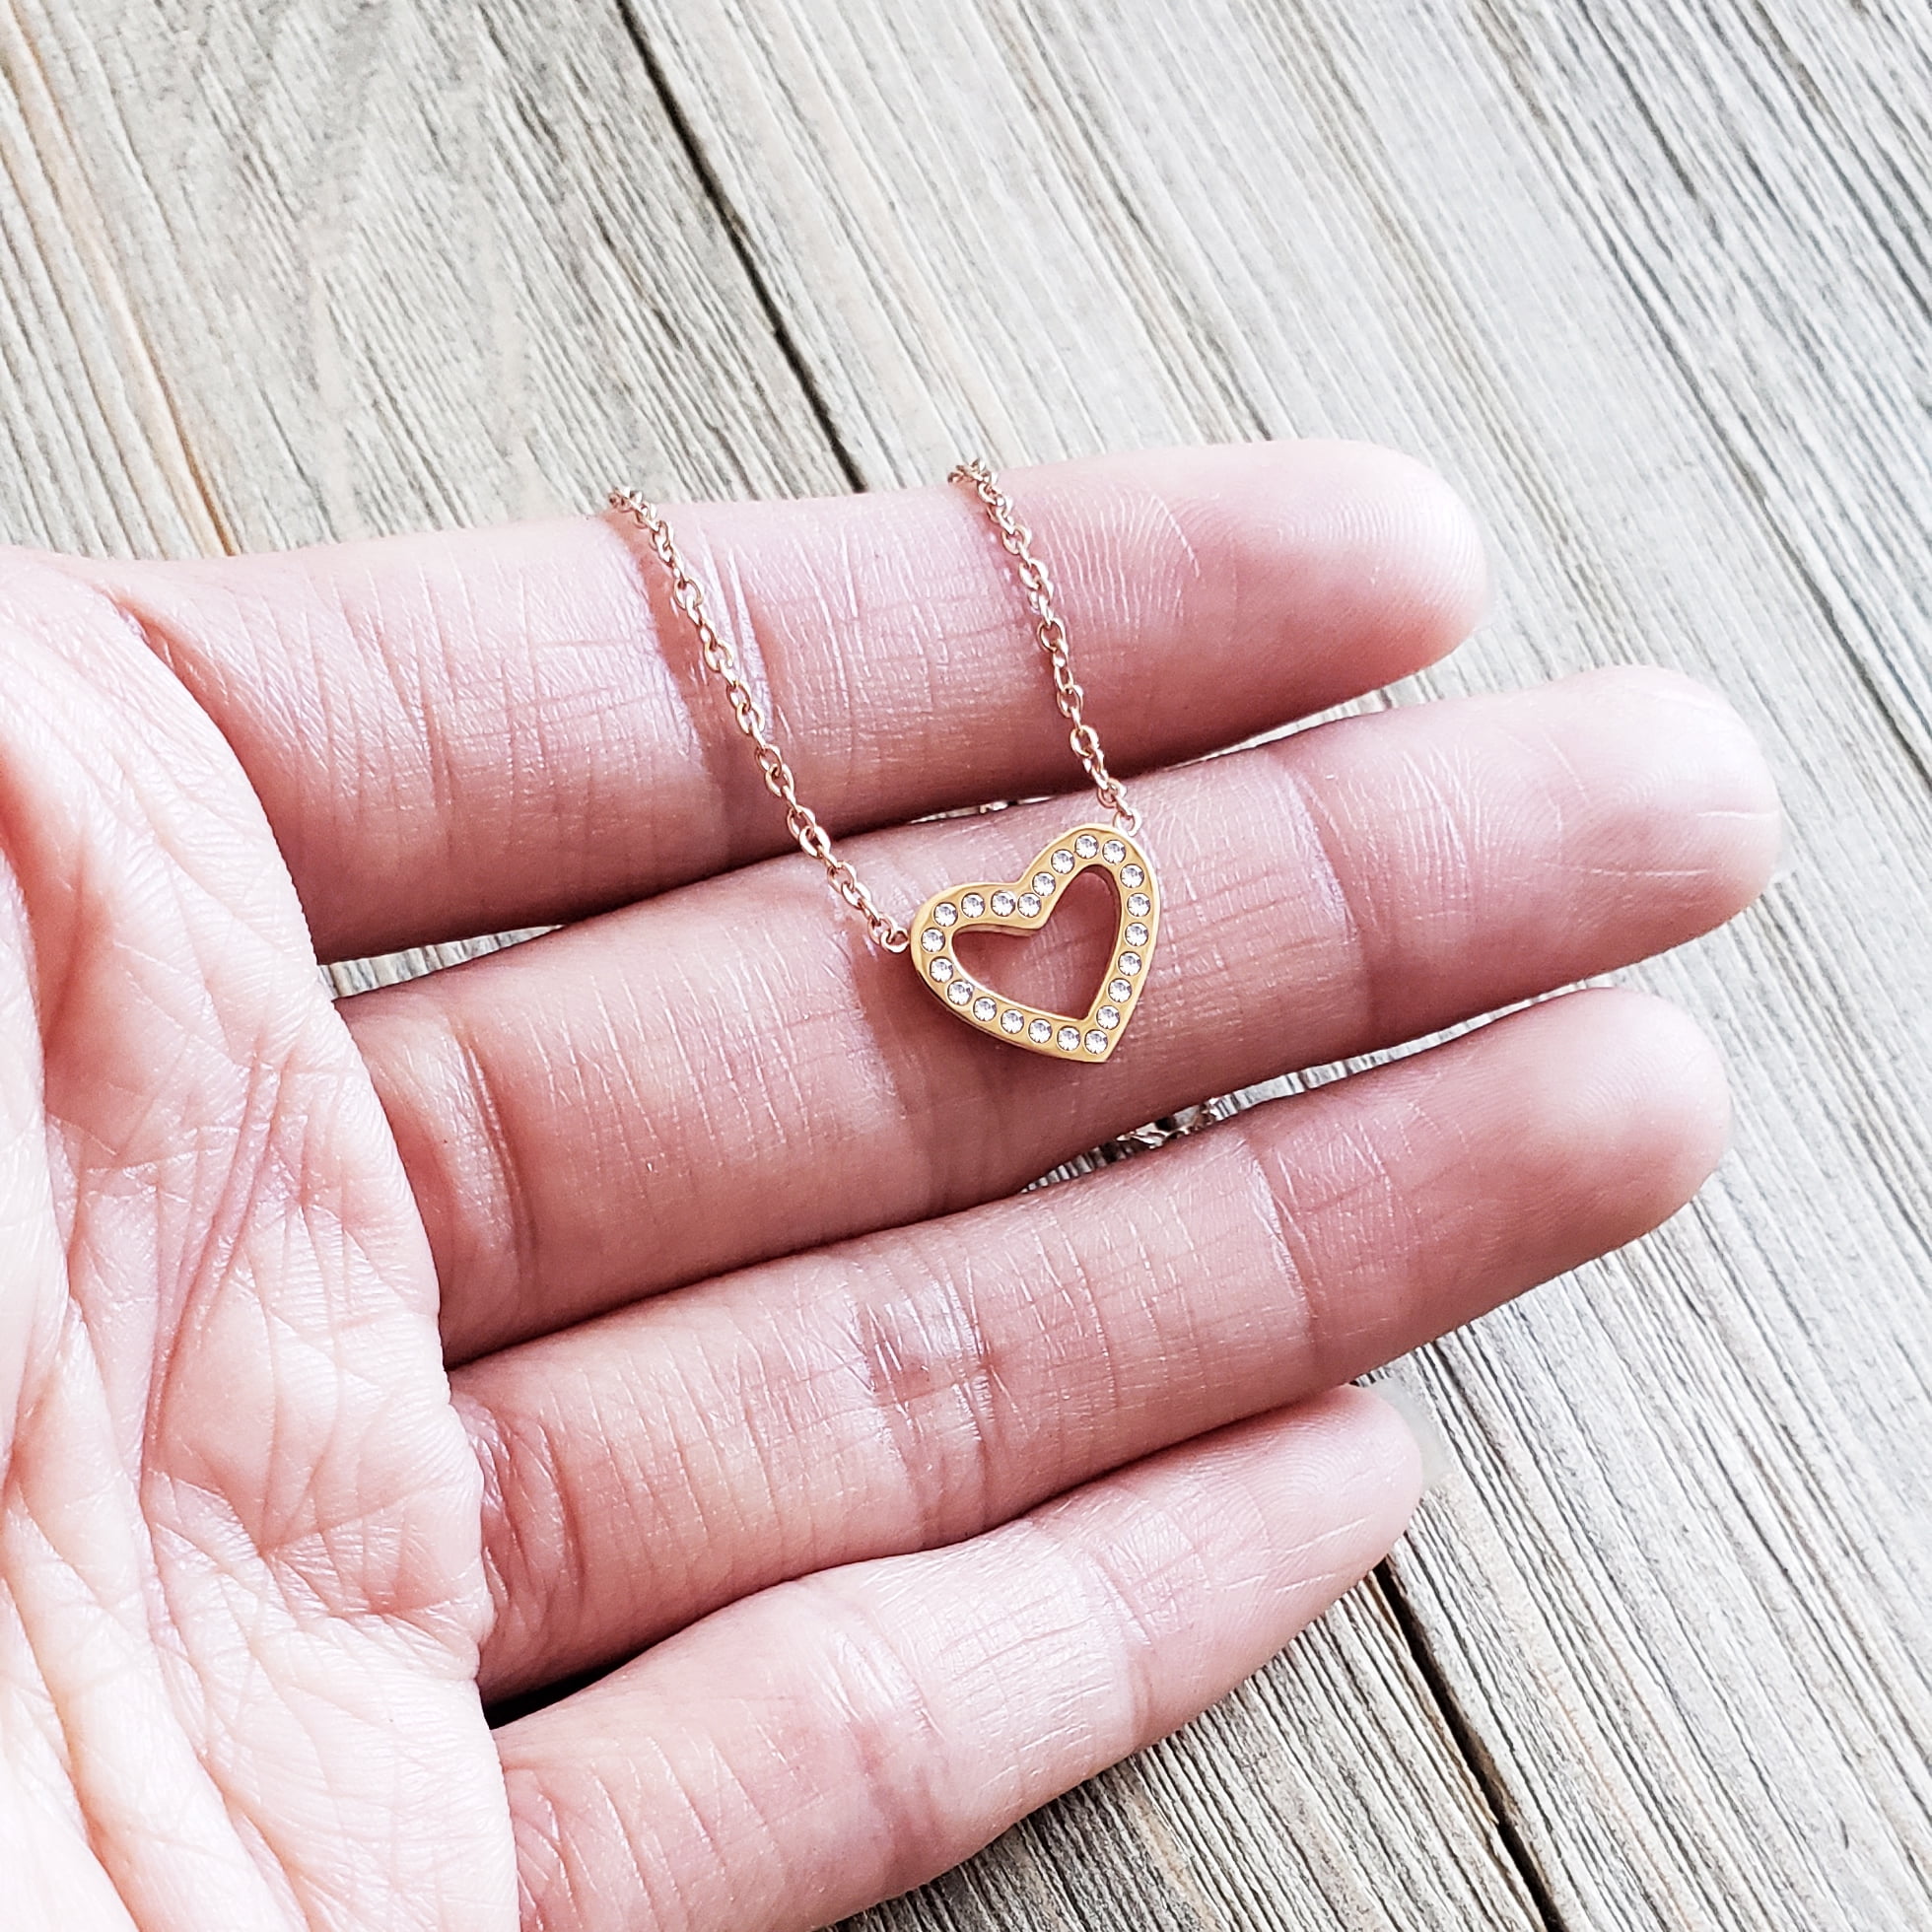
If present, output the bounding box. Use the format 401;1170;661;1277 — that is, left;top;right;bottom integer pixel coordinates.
1032;873;1055;895
1109;977;1133;1001
931;957;955;983
1119;952;1141;974
1128;893;1151;918
991;889;1017;916
1028;1017;1054;1043
1102;838;1126;863
1121;863;1144;889
1126;922;1148;947
1057;1025;1081;1051
1018;892;1041;917
920;928;944;953
947;978;975;1005
1051;849;1075;874
961;892;986;918
1000;1007;1026;1034
933;902;957;927
1084;1030;1108;1055
973;995;998;1021
1074;833;1100;859
1098;1003;1121;1028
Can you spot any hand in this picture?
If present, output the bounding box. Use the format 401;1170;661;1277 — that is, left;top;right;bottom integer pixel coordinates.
0;443;1776;1931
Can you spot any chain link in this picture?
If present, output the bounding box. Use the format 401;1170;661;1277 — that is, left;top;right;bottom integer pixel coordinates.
946;458;1139;836
607;488;912;952
608;462;1137;950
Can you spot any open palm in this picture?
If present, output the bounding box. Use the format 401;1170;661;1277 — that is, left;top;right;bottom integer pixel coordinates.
0;444;1776;1931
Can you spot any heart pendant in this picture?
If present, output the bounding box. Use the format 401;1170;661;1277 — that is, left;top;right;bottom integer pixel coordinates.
909;824;1159;1061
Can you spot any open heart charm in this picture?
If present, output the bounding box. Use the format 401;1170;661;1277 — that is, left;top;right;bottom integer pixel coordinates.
909;824;1159;1061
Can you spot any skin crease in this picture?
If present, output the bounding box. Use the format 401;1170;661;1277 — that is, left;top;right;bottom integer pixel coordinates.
0;443;1779;1931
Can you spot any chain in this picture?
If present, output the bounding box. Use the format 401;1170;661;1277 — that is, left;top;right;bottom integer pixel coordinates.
608;462;1137;951
946;459;1139;836
607;488;911;951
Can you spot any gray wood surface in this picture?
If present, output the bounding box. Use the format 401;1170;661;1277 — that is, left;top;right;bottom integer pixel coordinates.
1;3;1928;1928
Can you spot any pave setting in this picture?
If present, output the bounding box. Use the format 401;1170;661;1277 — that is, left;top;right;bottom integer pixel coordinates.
907;824;1161;1062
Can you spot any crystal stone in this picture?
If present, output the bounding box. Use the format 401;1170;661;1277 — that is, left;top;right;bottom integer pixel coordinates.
1126;922;1148;947
1018;892;1041;917
1000;1007;1026;1033
1028;1017;1054;1043
991;889;1017;916
1057;1025;1081;1051
933;902;957;926
1121;863;1144;889
973;995;998;1021
920;928;944;952
1119;952;1141;974
1032;873;1055;895
1098;1004;1121;1028
1074;833;1100;859
961;892;986;917
931;958;955;983
1051;849;1075;874
1108;977;1133;1002
1084;1030;1108;1055
947;979;974;1005
1102;839;1126;863
1127;893;1150;918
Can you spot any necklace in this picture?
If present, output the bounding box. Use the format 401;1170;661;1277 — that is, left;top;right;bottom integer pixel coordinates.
607;461;1158;1063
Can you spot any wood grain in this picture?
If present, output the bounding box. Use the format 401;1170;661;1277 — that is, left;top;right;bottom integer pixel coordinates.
0;0;844;558
0;2;1926;1928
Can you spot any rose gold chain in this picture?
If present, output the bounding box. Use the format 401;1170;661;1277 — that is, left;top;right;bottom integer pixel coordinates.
608;463;1137;951
946;459;1139;837
607;487;912;951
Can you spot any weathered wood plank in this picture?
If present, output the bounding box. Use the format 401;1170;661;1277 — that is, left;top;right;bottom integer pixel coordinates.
629;1;1932;1926
0;0;842;559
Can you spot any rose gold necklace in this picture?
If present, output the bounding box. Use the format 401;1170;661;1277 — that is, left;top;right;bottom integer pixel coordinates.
607;461;1158;1062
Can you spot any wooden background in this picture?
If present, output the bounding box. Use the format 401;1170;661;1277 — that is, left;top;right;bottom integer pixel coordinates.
2;2;1928;1926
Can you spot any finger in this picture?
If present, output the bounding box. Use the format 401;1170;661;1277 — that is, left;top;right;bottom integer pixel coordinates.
462;988;1721;1700
65;442;1485;958
496;1386;1419;1932
350;666;1777;1362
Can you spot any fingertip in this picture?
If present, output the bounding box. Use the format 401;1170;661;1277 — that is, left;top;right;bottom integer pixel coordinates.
1584;985;1735;1205
1360;1377;1455;1495
1016;438;1490;709
1516;986;1735;1237
1318;1381;1430;1520
1550;664;1784;924
1205;439;1491;685
1316;441;1492;667
1254;1384;1428;1555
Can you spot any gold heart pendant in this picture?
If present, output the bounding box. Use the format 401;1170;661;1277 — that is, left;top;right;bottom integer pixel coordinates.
909;824;1159;1061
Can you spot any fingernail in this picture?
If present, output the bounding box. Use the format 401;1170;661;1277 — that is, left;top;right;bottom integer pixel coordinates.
1368;1376;1454;1492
